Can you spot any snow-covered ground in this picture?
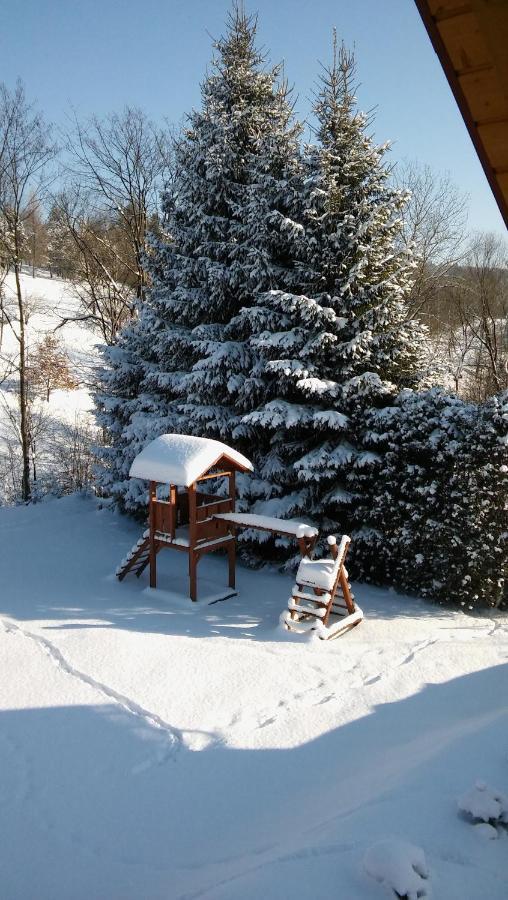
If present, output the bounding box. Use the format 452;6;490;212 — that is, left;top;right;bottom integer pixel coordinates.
1;494;507;899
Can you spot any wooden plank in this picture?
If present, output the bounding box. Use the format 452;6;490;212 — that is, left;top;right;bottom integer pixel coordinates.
339;569;356;615
229;470;236;513
170;485;177;539
459;68;508;122
471;0;508;98
196;470;231;483
437;10;490;72
428;1;471;16
196;517;228;542
188;483;197;545
478;121;508;168
431;3;472;22
196;498;233;522
153;499;174;535
497;171;508;195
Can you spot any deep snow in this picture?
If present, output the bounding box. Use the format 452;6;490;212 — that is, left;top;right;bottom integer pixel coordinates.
1;495;508;899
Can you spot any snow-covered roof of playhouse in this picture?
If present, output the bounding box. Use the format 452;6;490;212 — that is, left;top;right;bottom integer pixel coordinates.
129;433;253;487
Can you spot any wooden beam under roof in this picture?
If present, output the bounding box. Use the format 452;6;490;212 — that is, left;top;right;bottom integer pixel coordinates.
414;0;508;228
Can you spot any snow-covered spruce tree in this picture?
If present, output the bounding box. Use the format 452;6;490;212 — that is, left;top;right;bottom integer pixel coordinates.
95;7;303;510
355;388;507;610
229;41;428;561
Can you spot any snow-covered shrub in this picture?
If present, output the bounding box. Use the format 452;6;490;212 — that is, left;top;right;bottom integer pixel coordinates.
458;780;508;826
363;838;430;899
354;388;507;609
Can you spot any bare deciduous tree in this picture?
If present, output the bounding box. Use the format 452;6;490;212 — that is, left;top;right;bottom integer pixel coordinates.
395;160;469;319
430;232;508;400
57;107;172;343
51;415;97;494
457;233;508;401
0;80;57;500
23;203;49;276
54;188;138;343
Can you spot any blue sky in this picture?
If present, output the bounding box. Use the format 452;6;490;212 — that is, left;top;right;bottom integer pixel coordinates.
1;0;505;236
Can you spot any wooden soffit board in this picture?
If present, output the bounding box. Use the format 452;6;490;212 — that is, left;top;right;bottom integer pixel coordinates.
414;0;508;228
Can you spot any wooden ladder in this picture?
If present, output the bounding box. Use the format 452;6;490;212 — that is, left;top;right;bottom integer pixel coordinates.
116;531;153;581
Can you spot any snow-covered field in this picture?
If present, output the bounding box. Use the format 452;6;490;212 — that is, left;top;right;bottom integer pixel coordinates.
1;495;507;899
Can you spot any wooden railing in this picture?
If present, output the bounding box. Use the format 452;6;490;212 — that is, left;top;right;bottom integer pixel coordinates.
152;491;234;545
195;495;234;543
153;499;175;539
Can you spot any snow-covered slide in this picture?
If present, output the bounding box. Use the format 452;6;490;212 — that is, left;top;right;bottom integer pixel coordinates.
213;512;318;555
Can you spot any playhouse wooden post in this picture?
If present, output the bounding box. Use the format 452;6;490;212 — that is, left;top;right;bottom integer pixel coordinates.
188;482;197;601
228;469;236;588
149;480;157;589
170;484;177;539
227;542;236;589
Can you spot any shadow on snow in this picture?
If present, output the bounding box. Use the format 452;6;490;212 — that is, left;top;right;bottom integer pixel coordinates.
1;664;508;899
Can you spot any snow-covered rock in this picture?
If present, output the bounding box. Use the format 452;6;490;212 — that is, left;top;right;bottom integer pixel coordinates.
473;823;499;840
364;839;430;899
458;780;508;825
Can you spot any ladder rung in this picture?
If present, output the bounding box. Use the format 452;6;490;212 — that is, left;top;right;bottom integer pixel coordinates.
288;601;326;618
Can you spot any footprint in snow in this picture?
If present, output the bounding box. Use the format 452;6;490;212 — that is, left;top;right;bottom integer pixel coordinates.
258;716;276;729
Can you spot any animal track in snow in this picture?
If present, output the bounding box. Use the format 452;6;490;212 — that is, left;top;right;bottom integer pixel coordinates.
0;617;182;762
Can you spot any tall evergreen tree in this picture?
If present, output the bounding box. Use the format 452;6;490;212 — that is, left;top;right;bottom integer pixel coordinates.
95;6;303;510
228;41;429;560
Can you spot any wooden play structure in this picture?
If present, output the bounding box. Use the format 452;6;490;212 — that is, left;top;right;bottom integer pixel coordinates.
116;433;318;601
282;535;363;640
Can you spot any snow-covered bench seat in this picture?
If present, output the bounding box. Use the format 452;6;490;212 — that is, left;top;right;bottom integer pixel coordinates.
213;512;318;555
213;512;317;538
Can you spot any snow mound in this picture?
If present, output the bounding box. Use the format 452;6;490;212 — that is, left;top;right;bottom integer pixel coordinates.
458;780;508;825
364;839;430;899
473;823;499;840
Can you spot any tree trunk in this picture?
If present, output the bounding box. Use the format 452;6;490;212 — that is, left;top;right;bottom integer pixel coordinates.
14;257;31;501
